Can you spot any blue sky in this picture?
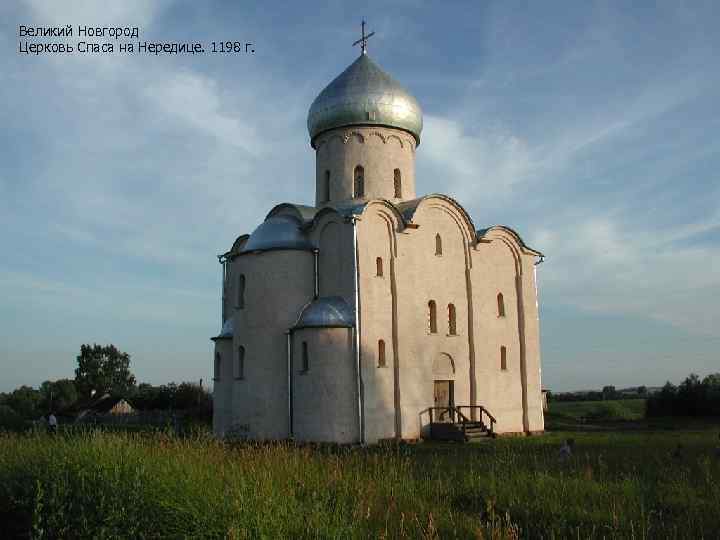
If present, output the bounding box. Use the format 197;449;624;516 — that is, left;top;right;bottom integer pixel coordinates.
1;0;718;392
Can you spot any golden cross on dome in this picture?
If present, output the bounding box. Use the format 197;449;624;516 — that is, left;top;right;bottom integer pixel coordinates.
352;20;375;55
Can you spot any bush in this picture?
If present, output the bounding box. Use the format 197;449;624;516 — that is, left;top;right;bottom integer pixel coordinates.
0;405;26;431
584;402;633;422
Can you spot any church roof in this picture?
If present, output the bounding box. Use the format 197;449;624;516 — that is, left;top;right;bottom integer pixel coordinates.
266;203;319;224
228;198;543;259
293;296;355;329
211;316;234;340
477;226;544;257
307;53;423;147
241;215;314;253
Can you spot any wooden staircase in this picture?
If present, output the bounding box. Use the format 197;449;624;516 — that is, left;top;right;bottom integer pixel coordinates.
424;405;497;442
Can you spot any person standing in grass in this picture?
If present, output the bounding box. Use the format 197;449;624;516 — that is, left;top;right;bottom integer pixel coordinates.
48;412;58;434
559;439;572;461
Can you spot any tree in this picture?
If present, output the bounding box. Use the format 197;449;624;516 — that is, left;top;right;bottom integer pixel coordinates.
702;373;720;389
0;404;25;430
6;386;42;419
74;344;136;399
602;386;617;400
39;379;78;413
174;382;210;410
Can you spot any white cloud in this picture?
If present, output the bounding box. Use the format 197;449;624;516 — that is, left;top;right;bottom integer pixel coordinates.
534;214;720;336
420;115;533;202
143;72;261;156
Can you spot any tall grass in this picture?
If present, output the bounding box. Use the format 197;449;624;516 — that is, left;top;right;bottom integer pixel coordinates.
0;429;718;538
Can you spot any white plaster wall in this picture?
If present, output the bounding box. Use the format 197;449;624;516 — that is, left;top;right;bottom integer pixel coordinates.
356;206;399;443
471;239;526;433
226;250;314;439
212;339;233;436
358;200;473;440
521;257;544;432
314;126;416;205
214;202;544;441
313;215;355;304
292;327;358;443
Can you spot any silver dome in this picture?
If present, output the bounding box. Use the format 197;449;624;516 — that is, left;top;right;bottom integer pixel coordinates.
241;215;314;253
307;53;423;146
294;296;354;329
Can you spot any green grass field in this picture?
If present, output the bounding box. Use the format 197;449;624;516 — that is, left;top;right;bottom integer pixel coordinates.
1;426;719;538
550;399;647;422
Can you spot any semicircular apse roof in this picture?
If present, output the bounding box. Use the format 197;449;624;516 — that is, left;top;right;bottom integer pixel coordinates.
241;215;314;253
293;296;355;329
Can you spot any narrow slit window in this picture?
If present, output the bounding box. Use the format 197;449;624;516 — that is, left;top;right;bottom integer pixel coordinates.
301;341;309;372
448;303;457;335
323;170;331;203
214;353;221;381
428;300;437;334
235;346;245;379
378;339;386;367
237;275;246;308
500;346;507;371
354;165;365;198
497;292;505;317
435;234;442;256
393;169;402;198
376;257;383;277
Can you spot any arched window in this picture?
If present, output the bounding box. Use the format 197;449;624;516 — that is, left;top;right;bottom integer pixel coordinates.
376;257;383;277
235;346;245;379
448;303;457;335
353;165;365;198
323;170;331;203
378;339;386;367
237;274;246;309
428;300;437;334
500;346;507;371
393;169;402;198
435;234;442;256
497;292;505;317
214;353;221;381
301;341;309;372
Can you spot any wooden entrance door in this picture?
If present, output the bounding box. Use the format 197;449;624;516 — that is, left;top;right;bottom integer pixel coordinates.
433;380;454;422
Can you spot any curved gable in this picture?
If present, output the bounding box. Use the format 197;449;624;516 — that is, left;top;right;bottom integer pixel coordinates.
478;226;543;257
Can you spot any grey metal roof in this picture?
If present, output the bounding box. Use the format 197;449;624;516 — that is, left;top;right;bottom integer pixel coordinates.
212;316;234;340
394;197;424;222
266;203;320;225
293;296;355;329
241;215;314;253
307;53;423;146
327;199;369;218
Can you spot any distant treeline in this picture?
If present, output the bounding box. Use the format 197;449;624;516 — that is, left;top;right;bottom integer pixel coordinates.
549;386;648;403
0;381;212;428
0;344;213;429
646;373;720;417
130;383;212;417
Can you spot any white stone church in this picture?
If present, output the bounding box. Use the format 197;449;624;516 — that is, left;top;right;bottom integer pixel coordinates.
212;37;545;443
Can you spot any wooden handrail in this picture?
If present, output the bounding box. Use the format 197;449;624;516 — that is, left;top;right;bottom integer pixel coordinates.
419;405;496;435
456;405;497;423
